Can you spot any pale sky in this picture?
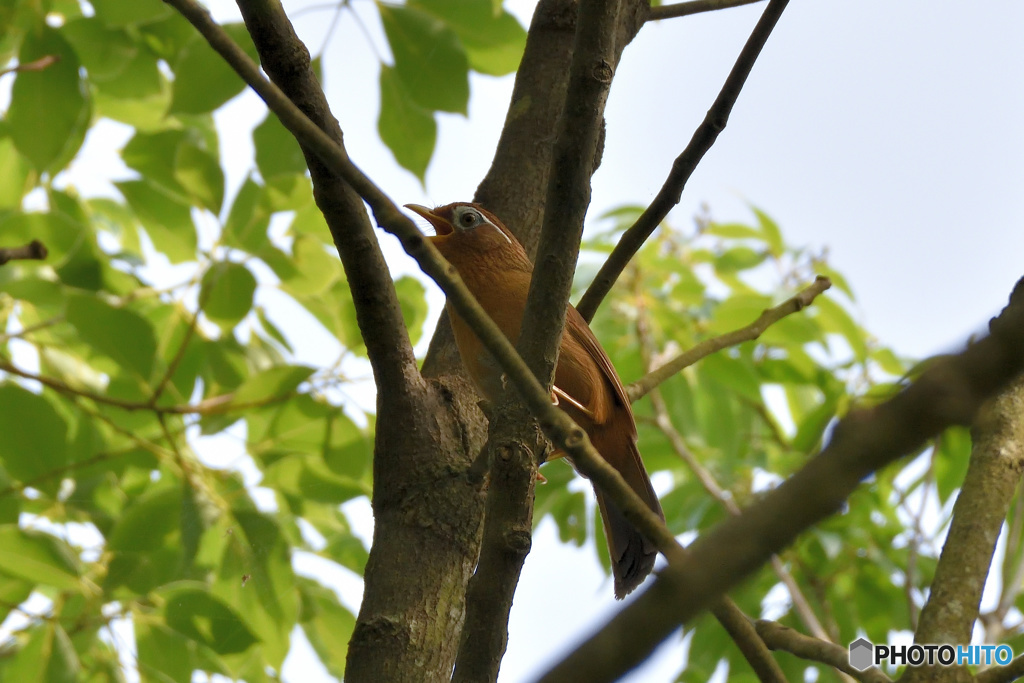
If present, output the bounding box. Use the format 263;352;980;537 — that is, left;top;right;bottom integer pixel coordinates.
22;0;1024;681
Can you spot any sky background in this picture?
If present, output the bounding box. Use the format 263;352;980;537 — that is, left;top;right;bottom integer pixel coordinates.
38;0;1024;681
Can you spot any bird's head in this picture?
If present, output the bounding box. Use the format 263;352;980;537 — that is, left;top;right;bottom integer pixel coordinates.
405;202;515;251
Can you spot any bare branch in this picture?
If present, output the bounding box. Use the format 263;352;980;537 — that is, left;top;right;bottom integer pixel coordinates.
0;56;59;78
0;240;47;265
233;0;418;396
538;276;1024;683
628;275;831;402
649;0;766;22
755;620;892;683
977;653;1024;683
576;0;791;321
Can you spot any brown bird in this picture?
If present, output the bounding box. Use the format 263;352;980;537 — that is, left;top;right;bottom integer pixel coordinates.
406;202;665;598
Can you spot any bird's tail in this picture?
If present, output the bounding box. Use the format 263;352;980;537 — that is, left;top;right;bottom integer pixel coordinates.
590;423;664;599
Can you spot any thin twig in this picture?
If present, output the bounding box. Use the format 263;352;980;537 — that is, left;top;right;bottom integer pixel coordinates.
628;275;831;401
0;360;293;415
0;316;65;344
0;240;48;265
537;277;1024;682
576;0;791;321
633;276;805;678
978;653;1024;683
754;620;892;683
648;0;765;21
0;56;60;78
633;284;830;645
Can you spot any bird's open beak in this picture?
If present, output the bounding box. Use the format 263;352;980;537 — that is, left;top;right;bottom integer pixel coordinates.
404;204;453;236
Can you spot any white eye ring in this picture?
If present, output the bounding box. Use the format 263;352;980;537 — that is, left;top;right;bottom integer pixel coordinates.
455;207;512;245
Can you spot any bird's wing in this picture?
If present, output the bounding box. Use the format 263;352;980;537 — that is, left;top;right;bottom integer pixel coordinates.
561;304;636;436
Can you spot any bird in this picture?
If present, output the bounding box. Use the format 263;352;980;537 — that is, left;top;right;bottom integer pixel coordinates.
406;201;665;598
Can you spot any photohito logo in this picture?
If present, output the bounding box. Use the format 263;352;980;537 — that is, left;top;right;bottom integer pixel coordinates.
848;638;1013;671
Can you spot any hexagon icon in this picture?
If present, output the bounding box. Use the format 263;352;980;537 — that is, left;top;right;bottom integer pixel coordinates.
849;638;874;671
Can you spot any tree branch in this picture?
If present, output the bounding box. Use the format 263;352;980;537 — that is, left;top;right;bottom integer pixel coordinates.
232;0;418;398
904;375;1024;683
648;0;766;22
538;276;1024;683
455;3;653;678
576;0;791;321
977;653;1024;683
633;288;831;656
754;620;892;683
519;0;620;387
0;240;47;265
155;7;690;677
627;275;831;402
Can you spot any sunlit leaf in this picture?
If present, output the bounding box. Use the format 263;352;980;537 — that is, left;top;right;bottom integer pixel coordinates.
378;3;469;114
8;27;90;173
0;525;81;591
410;0;526;75
67;292;157;377
378;65;436;180
170;23;258;114
161;585;260;655
201;262;257;330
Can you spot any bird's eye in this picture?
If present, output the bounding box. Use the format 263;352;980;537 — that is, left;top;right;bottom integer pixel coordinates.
459;210;478;227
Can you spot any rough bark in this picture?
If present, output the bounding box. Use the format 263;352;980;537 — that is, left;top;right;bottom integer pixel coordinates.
232;2;491;680
904;377;1024;683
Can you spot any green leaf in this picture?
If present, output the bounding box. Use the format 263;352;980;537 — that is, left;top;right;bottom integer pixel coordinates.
395;275;428;345
297;577;356;679
751;206;784;256
161;586;260;655
791;393;839;453
200;262;257;330
231;365;314;406
2;623;81;683
715;246;766;273
0;384;68;486
170;23;258;114
89;0;172;26
706;294;772;334
253;113;308;179
0;525;81;591
215;510;298;668
281;235;341;297
108;485;181;552
814;295;868;361
223;176;270;254
700;353;762;402
67;293;157;377
8;27;90;173
134;614;195;683
175;140;225;214
0;135;35;209
255;307;293;352
116;180;197;263
62;17;137;81
378;3;469;114
410;0;526;75
704;222;762;240
934;426;972;503
378;65;437;180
